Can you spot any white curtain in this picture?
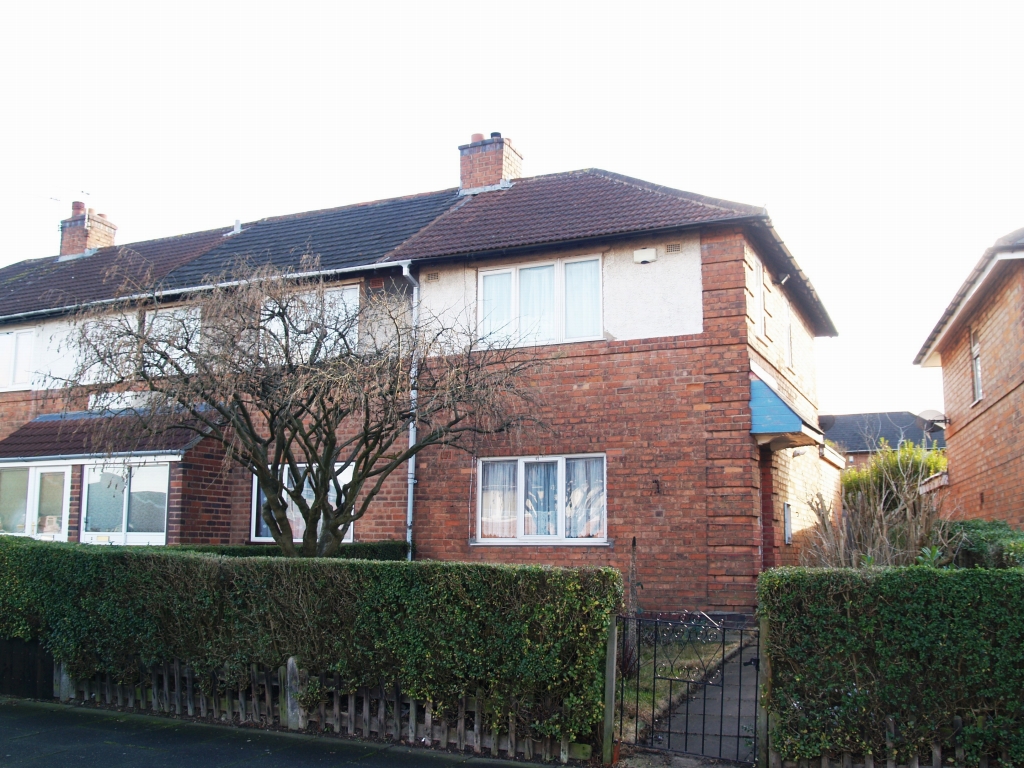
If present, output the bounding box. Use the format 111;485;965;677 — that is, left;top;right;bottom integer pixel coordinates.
565;458;605;538
481;272;513;340
127;465;168;534
519;265;555;343
85;467;126;533
481;461;517;538
524;461;557;536
564;260;601;339
0;468;28;534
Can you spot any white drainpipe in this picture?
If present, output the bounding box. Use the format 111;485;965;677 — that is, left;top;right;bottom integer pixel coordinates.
401;263;420;561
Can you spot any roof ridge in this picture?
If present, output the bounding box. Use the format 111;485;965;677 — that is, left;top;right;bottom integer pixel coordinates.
584;169;767;216
256;187;460;227
382;195;472;263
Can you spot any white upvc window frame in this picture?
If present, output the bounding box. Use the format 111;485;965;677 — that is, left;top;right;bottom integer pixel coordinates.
0;463;72;541
970;328;983;404
783;502;793;545
473;453;608;546
80;459;172;547
751;257;767;340
250;463;356;544
477;255;604;347
0;328;37;392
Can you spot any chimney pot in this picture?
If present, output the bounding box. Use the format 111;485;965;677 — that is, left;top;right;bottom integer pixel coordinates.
471;133;484;143
87;208;95;216
490;132;501;139
71;201;85;216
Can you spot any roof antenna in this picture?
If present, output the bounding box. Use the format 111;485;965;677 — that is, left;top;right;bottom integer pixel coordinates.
233;219;242;235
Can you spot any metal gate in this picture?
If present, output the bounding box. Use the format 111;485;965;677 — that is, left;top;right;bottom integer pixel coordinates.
615;613;760;764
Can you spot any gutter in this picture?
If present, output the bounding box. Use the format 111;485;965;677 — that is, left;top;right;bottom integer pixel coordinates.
400;263;420;561
0;449;186;464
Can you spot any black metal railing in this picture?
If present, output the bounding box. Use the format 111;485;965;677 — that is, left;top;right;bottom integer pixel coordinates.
615;613;759;764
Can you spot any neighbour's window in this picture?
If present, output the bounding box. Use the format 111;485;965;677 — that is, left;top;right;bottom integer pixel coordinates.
751;257;767;339
971;328;983;402
783;502;793;545
0;465;72;541
81;463;169;546
251;464;355;543
783;298;794;369
0;330;35;389
478;257;602;345
477;454;606;543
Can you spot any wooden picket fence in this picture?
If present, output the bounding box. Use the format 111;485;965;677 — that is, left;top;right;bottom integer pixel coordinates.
53;657;589;763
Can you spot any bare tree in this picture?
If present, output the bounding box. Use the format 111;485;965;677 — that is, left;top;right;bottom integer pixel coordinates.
59;261;537;556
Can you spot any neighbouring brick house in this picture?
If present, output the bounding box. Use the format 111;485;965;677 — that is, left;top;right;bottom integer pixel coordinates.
915;228;1024;525
821;412;946;468
0;133;840;611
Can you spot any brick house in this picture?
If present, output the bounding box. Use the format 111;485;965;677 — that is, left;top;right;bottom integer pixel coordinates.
915;228;1024;525
821;412;946;468
0;133;840;611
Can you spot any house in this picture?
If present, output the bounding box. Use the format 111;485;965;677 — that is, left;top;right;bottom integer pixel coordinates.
821;412;946;468
0;133;841;611
915;228;1024;525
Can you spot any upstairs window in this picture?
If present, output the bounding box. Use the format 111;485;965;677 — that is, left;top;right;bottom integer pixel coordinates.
0;330;35;389
477;454;606;544
971;328;983;402
751;257;767;339
478;257;602;345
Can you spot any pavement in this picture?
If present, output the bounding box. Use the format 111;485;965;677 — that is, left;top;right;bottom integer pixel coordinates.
0;698;522;767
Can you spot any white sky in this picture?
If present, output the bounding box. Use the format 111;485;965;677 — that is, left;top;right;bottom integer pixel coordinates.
2;1;1021;417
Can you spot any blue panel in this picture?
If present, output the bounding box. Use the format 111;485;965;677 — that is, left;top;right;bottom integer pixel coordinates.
750;379;803;434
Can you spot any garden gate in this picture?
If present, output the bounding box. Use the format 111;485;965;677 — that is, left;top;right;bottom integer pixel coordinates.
614;613;761;765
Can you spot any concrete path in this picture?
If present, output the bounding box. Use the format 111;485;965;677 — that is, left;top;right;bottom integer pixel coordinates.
0;698;520;767
656;648;758;764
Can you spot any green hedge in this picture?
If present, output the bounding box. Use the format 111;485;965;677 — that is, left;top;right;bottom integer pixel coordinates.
952;519;1024;568
168;540;410;560
0;537;620;741
759;567;1024;763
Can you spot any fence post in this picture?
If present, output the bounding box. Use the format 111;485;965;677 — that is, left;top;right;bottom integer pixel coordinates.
758;616;771;768
285;657;301;730
602;615;618;766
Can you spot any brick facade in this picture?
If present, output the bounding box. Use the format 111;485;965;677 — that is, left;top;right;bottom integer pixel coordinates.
937;260;1024;525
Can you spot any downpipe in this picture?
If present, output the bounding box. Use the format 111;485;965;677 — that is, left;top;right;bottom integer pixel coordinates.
402;264;420;561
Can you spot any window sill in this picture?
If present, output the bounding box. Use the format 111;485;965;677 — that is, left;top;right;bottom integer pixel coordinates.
470;539;609;547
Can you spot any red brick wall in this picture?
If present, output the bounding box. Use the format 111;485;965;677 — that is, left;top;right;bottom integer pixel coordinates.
459;137;522;189
938;261;1024;524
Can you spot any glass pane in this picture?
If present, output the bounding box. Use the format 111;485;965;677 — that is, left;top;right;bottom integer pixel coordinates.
480;461;517;539
564;260;601;339
127;465;168;533
36;472;65;535
481;272;512;340
519;265;555;343
565;458;605;539
0;469;29;534
524;462;557;536
284;468;309;539
86;468;126;533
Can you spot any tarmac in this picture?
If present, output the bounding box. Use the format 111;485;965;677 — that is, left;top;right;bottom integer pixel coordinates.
0;697;522;767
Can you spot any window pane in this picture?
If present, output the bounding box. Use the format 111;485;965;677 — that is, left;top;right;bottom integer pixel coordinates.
127;465;168;533
0;469;29;534
481;461;517;538
12;331;33;385
524;462;557;536
519;265;555;343
36;472;65;535
481;273;512;340
564;260;601;339
565;458;605;539
86;468;126;533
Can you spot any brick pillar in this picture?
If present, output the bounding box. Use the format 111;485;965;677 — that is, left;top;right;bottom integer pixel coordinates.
759;445;777;569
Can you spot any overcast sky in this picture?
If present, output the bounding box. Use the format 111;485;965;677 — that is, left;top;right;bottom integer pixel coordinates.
2;1;1021;417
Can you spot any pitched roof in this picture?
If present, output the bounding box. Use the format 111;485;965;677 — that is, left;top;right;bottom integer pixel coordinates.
821;411;946;454
0;169;836;335
915;227;1024;366
0;411;202;461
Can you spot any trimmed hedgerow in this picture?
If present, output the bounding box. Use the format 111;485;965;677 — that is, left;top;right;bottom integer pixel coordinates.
168;540;410;560
0;537;620;741
758;567;1024;764
952;519;1024;569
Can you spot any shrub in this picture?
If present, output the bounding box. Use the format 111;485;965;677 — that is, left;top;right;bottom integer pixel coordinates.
952;519;1024;569
168;540;410;560
758;567;1024;763
0;537;621;741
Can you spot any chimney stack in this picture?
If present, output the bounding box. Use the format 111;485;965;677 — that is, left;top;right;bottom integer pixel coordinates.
459;132;522;192
59;202;117;256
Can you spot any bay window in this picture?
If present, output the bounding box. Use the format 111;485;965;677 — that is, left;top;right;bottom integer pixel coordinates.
81;463;170;546
252;464;355;543
478;256;602;345
0;465;72;541
477;454;606;544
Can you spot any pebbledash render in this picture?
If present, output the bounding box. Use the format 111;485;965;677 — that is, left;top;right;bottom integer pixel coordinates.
0;133;841;611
